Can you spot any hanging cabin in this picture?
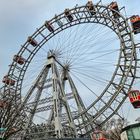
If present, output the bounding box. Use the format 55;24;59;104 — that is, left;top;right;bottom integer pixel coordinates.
2;75;15;86
45;21;54;32
13;55;26;65
27;36;38;47
109;2;120;18
130;15;140;34
86;0;96;15
128;90;140;108
64;9;73;22
0;100;8;108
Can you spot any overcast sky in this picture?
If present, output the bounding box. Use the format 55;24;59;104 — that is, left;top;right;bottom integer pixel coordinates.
1;0;140;80
0;0;140;124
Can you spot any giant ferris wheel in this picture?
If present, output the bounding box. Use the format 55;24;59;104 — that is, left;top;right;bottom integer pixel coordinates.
0;1;140;139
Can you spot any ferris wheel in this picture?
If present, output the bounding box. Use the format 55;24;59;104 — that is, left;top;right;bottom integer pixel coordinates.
0;1;140;139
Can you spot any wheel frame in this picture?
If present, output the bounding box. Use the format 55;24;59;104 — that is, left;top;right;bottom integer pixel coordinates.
1;3;138;137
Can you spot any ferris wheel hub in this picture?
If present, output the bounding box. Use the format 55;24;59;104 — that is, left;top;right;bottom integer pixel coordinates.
47;50;56;59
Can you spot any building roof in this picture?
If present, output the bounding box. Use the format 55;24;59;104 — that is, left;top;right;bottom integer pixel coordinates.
121;123;140;132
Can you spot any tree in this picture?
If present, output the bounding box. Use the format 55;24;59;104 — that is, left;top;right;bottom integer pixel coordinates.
102;118;129;140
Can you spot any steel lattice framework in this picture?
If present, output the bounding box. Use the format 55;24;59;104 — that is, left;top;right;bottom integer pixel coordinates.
0;1;140;140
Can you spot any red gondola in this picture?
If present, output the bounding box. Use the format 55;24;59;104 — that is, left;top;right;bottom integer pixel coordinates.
64;9;73;22
13;55;26;65
2;75;15;86
92;130;108;140
0;100;8;108
45;21;54;32
130;15;140;34
27;36;38;47
86;0;96;15
109;2;120;18
128;90;140;108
